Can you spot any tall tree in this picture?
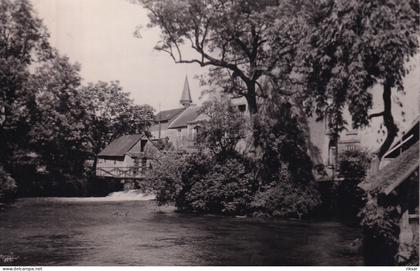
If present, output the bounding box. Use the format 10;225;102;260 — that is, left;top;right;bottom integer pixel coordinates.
81;81;154;169
298;0;419;161
135;0;305;115
28;53;91;177
0;0;51;168
0;0;50;127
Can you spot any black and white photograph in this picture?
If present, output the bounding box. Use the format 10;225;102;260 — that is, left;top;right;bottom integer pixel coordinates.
0;0;419;268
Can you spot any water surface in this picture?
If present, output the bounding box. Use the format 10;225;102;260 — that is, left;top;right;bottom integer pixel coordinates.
0;194;364;265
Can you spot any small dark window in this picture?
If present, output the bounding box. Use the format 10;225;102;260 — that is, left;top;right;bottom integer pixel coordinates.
238;104;246;112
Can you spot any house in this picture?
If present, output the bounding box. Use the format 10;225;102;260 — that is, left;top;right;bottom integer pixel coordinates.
96;76;201;180
150;76;203;152
167;105;202;151
359;118;419;264
305;113;363;182
150;76;194;141
150;108;185;140
96;134;161;179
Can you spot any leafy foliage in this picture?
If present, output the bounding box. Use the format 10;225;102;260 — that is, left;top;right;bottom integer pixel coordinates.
136;0;306;114
0;166;17;201
297;0;419;157
338;148;371;181
82;81;154;170
255;99;314;182
28;54;90;177
0;0;50;161
146;152;186;205
334;148;371;222
0;2;154;196
148;98;320;218
359;196;401;265
195;99;247;155
180;153;256;215
252;165;320;218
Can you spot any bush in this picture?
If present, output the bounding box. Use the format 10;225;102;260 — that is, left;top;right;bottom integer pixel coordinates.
148;151;322;218
147;98;322;218
0;166;17;201
145;152;186;205
181;154;257;215
252;165;321;218
148;151;257;215
335;148;371;222
338;149;371;180
359;197;401;265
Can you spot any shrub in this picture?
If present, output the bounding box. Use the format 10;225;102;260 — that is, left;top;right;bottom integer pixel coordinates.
145;152;186;205
359;196;401;265
335;148;371;222
181;154;257;215
338;148;371;181
147;98;322;218
252;165;321;218
148;150;321;218
0;166;17;201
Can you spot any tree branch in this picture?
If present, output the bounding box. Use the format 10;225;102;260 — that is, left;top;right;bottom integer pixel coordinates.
368;111;384;119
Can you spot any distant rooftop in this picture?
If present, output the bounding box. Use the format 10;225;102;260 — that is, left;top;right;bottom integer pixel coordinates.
169;106;202;129
98;134;143;157
155;108;185;122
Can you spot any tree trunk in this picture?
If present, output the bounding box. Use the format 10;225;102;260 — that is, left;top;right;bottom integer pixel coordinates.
238;83;260;159
245;83;258;115
371;80;399;172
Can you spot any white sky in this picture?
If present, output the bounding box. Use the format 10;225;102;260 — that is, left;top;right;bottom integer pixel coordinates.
31;0;205;111
30;0;419;150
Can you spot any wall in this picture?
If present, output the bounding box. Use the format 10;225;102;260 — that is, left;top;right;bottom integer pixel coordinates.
151;122;179;145
170;125;196;151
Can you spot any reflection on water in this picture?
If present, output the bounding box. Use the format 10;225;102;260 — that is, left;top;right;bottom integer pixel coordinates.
0;196;364;266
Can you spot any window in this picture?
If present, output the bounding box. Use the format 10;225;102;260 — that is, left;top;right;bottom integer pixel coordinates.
346;144;356;151
238;104;246;113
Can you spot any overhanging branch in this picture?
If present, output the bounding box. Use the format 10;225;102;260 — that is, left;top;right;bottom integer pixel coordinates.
368;111;384;119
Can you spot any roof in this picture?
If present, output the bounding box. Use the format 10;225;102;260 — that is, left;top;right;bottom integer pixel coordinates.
384;118;419;158
180;76;192;104
168;106;202;129
98;134;143;157
359;141;419;195
155;108;185;122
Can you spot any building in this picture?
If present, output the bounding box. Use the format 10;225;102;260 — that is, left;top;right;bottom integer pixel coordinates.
150;76;203;152
305;114;363;182
95;76;202;179
96;134;160;179
359;118;419;264
166;105;202;151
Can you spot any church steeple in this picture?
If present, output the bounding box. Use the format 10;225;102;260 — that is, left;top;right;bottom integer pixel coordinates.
180;75;192;107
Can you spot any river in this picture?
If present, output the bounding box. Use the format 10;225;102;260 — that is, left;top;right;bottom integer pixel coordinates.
0;191;364;265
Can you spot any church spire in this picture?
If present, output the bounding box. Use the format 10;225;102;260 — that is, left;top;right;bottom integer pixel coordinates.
180;75;192;107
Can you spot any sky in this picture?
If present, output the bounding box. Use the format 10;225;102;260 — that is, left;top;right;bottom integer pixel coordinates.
30;0;419;151
31;0;205;111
